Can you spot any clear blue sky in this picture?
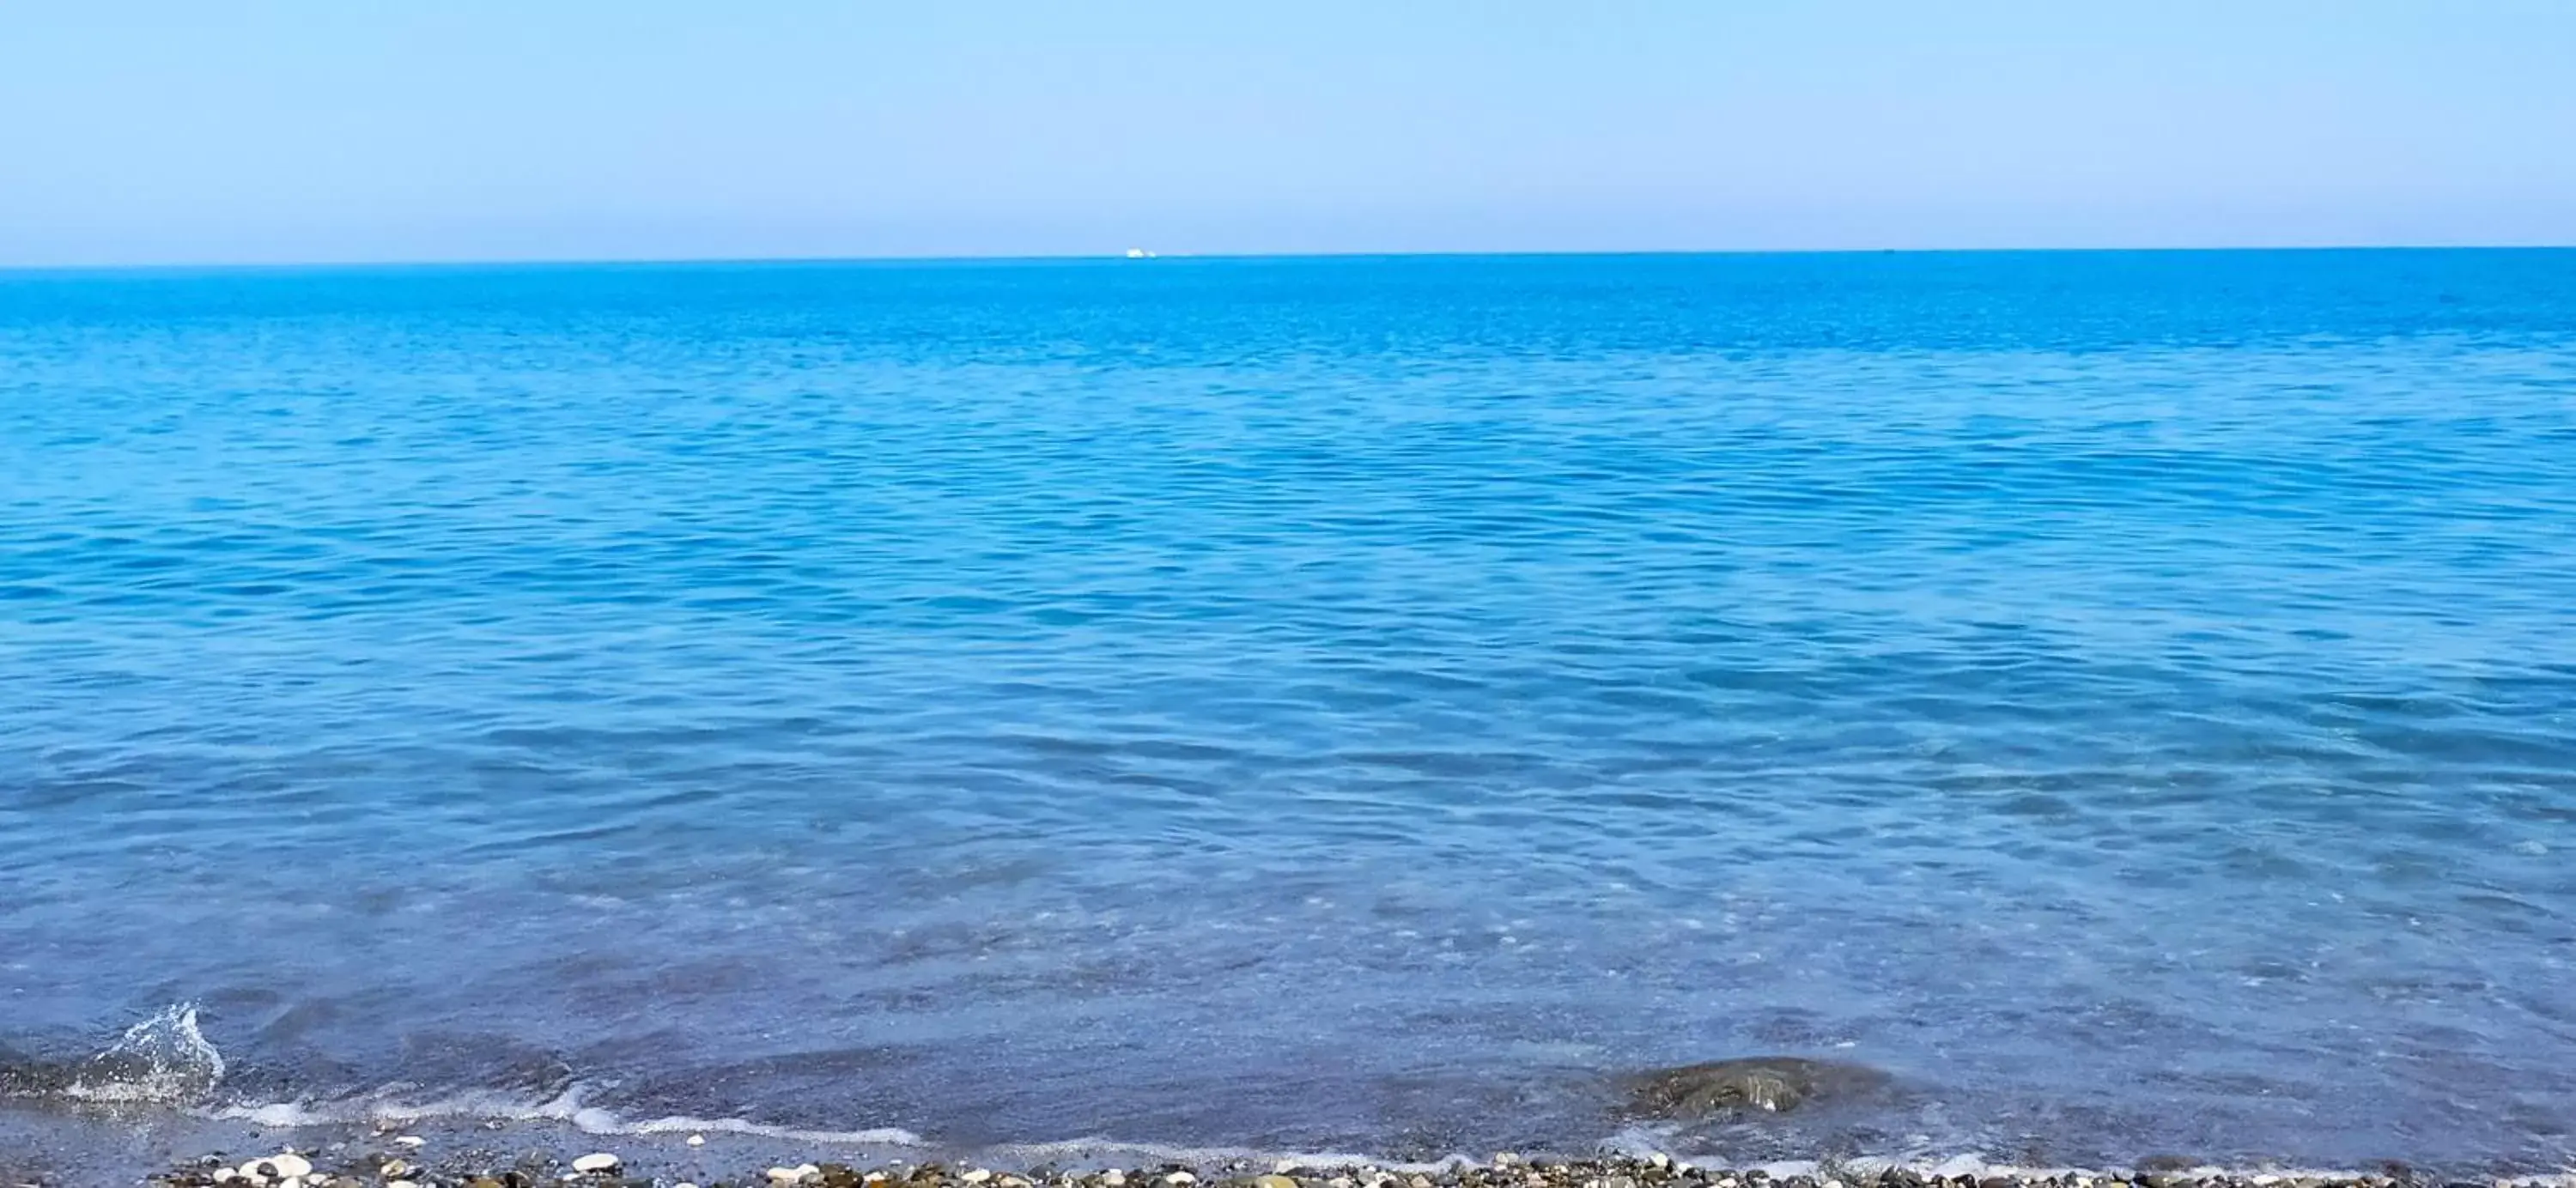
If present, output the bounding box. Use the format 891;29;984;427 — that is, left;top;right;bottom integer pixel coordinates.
3;1;2572;265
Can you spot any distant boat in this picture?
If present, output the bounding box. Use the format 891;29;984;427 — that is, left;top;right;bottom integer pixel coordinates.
1125;247;1157;259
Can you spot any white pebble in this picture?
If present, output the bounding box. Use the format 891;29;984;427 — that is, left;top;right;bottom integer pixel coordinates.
689;1133;708;1147
1166;1175;1198;1188
391;1182;419;1188
1650;1155;1671;1170
1103;1173;1127;1187
574;1153;623;1174
966;1172;995;1185
393;1136;426;1148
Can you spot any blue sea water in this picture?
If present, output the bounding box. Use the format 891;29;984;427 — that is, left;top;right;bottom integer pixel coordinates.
3;251;2575;1170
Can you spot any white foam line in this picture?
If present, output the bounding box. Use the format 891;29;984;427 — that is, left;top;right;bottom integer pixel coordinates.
618;1114;927;1147
206;1089;926;1149
986;1136;1457;1173
203;1093;1447;1169
191;1095;2576;1182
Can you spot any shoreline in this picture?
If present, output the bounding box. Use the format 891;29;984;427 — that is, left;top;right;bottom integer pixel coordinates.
125;1142;2576;1188
8;1111;2574;1188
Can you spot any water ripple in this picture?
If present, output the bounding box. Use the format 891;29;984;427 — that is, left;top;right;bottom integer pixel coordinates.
3;252;2575;1167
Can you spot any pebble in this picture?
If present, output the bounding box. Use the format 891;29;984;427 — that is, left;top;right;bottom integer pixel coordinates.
143;1149;2486;1188
394;1136;428;1149
689;1134;708;1146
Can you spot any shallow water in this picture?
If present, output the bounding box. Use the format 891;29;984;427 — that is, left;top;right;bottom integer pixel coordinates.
3;252;2574;1170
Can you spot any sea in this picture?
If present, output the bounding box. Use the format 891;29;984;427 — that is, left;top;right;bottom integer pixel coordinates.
3;251;2573;1176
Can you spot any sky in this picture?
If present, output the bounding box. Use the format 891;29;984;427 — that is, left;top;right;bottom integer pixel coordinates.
2;1;2573;266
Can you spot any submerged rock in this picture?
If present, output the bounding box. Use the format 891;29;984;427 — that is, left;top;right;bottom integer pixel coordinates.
1619;1055;1891;1118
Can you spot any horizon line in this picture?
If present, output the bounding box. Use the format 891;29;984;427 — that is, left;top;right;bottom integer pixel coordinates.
4;241;2573;277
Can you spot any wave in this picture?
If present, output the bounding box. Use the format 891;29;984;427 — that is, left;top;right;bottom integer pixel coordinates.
0;1003;227;1106
206;1085;925;1149
199;1085;1476;1172
15;1008;2570;1181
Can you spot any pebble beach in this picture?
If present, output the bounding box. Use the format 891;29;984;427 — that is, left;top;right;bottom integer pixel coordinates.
125;1145;2576;1188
